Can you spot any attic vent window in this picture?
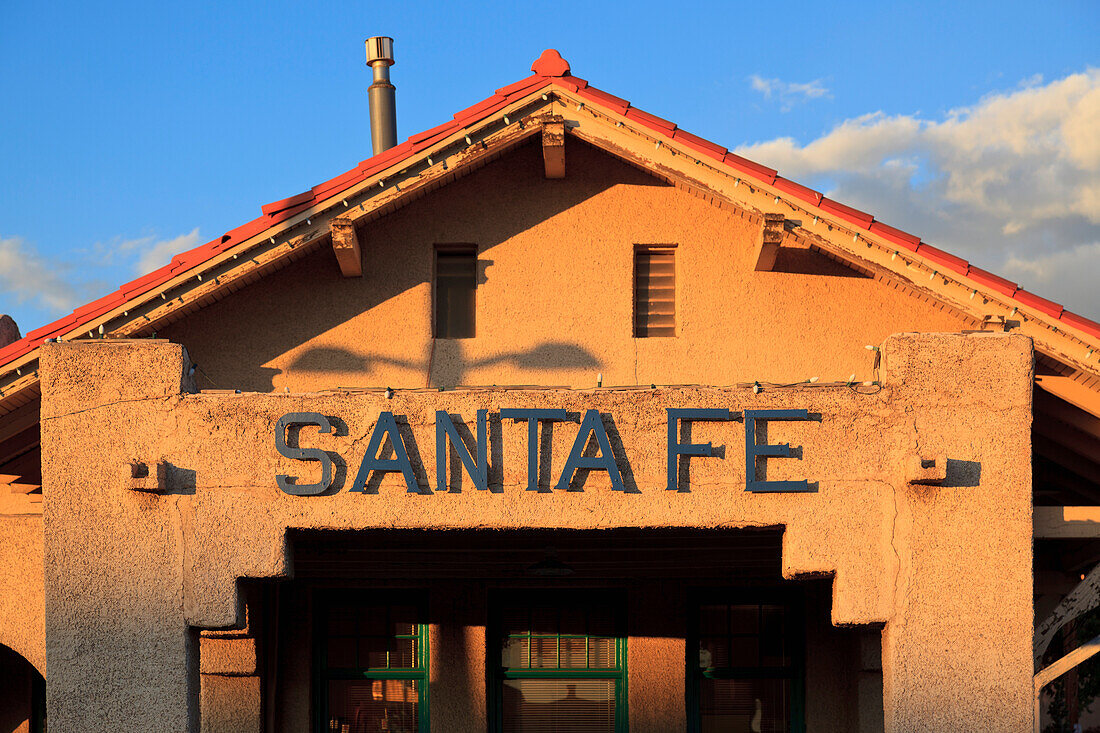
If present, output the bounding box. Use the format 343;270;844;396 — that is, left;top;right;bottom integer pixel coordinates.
435;246;477;339
634;246;676;338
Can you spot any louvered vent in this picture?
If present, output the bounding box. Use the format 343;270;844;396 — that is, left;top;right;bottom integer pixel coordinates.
634;247;676;337
435;247;477;339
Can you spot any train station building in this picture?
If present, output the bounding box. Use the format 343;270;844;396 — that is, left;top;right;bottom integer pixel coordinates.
1;46;1099;733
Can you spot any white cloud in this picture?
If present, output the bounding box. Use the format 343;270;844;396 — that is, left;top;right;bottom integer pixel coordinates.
0;235;89;313
749;74;830;111
0;228;203;327
736;69;1100;317
114;228;202;275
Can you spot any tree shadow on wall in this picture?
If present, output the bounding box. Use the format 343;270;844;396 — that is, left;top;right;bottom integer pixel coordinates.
287;340;600;388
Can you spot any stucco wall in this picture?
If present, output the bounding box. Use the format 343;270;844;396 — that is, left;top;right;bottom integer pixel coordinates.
38;331;1031;731
0;516;44;678
162;140;967;395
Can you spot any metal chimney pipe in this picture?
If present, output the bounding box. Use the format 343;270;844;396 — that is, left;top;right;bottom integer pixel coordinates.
365;36;397;155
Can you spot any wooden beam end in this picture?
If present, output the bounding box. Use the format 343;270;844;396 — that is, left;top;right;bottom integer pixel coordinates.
330;217;363;278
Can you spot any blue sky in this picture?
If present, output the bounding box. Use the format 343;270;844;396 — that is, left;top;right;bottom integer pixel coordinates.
1;0;1098;332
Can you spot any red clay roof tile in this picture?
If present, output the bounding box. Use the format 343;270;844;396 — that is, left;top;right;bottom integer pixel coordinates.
773;177;822;207
1015;289;1063;318
624;108;676;134
357;140;415;172
72;293;123;319
916;243;968;274
1061;311;1100;340
672;130;727;160
554;76;588;92
723;153;777;185
312;168;368;198
122;266;174;296
26;315;77;341
0;341;26;364
453;95;508;124
260;190;313;216
577;87;630;115
495;75;546;97
265;201;313;226
820;198;874;229
868;221;920;251
409;120;459;145
965;266;1017;297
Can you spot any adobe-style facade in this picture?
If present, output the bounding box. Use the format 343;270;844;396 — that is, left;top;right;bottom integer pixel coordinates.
1;48;1099;733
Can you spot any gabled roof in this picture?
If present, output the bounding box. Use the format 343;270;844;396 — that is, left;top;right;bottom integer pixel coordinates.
1;49;1098;415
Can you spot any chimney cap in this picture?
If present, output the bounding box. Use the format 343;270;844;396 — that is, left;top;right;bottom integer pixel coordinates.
365;36;395;67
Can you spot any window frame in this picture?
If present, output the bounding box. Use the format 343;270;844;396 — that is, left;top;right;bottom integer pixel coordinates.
633;244;677;339
686;587;806;733
312;589;430;733
433;243;478;340
488;589;629;733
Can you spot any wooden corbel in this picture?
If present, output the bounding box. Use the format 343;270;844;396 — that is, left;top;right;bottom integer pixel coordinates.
753;213;786;271
541;115;566;179
330;217;363;277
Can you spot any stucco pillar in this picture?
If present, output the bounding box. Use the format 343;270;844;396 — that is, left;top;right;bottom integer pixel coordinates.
430;583;488;733
40;340;198;732
200;634;262;733
879;333;1033;732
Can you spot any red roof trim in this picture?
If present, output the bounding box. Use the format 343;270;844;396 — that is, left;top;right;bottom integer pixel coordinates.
672;130;727;160
495;75;545;97
554;76;588;93
773;177;822;207
357;140;415;172
1015;289;1064;318
868;221;920;251
409;120;459;145
965;267;1017;297
624;108;676;134
916;243;968;275
0;55;1095;382
260;190;313;216
26;315;77;341
1061;311;1100;340
453;95;507;124
0;341;27;365
820;198;874;229
577;87;630;115
722;153;777;185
